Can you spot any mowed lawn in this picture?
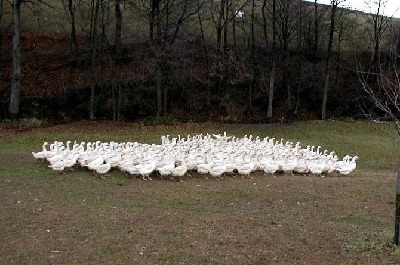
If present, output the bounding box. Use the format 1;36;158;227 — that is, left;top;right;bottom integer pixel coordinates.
1;120;400;264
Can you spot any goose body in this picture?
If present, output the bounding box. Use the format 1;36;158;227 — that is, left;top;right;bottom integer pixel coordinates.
197;163;212;174
48;160;65;171
158;162;175;177
139;160;156;179
171;162;187;177
47;153;65;164
86;156;104;171
294;159;309;174
281;157;298;174
209;164;227;177
262;160;279;174
127;164;141;175
93;162;111;175
338;156;358;175
308;159;325;175
236;162;254;175
334;155;351;171
64;154;79;168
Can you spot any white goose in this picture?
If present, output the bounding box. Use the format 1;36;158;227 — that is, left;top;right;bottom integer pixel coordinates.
209;161;227;178
126;164;141;175
334;155;351;172
32;142;49;160
281;156;298;174
157;157;176;178
86;156;104;171
139;158;157;180
64;153;79;169
93;161;111;175
262;157;279;175
338;156;358;175
48;159;65;172
236;153;254;176
308;159;326;175
171;160;188;178
293;158;309;174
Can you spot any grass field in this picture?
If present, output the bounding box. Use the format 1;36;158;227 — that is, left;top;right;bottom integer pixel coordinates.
1;119;400;264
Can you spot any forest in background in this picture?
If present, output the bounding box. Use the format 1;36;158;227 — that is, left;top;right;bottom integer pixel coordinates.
0;0;399;123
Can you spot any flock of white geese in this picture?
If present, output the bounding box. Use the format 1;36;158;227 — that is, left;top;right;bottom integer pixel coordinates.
32;133;358;179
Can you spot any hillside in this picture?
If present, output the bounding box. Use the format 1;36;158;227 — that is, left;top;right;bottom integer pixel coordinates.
0;0;399;122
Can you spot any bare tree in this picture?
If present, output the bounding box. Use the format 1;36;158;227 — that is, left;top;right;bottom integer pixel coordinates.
358;56;400;244
366;0;392;72
114;0;122;61
313;0;319;58
129;0;205;116
9;0;21;119
249;0;255;111
9;0;52;119
321;0;344;120
88;0;101;120
61;0;79;53
306;0;327;58
0;0;6;53
111;0;123;121
267;0;276;118
276;0;297;52
293;0;303;115
357;2;400;240
276;0;298;111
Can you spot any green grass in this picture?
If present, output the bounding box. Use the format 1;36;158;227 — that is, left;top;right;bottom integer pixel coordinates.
1;120;400;264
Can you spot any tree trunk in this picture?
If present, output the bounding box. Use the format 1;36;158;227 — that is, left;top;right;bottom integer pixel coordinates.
372;0;382;71
371;0;391;73
117;84;122;120
163;81;167;115
297;0;302;51
394;151;400;244
321;69;329;119
9;0;21;120
68;0;78;53
89;0;100;120
294;82;300;115
313;0;319;58
267;60;275;118
156;60;163;116
249;0;256;111
222;0;228;52
321;1;337;120
196;0;211;107
232;12;237;50
112;82;116;121
114;0;122;61
89;64;96;120
335;22;343;84
149;0;160;41
294;0;302;116
262;0;268;46
267;0;277;119
287;79;292;110
393;108;400;245
0;0;5;53
216;0;224;52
